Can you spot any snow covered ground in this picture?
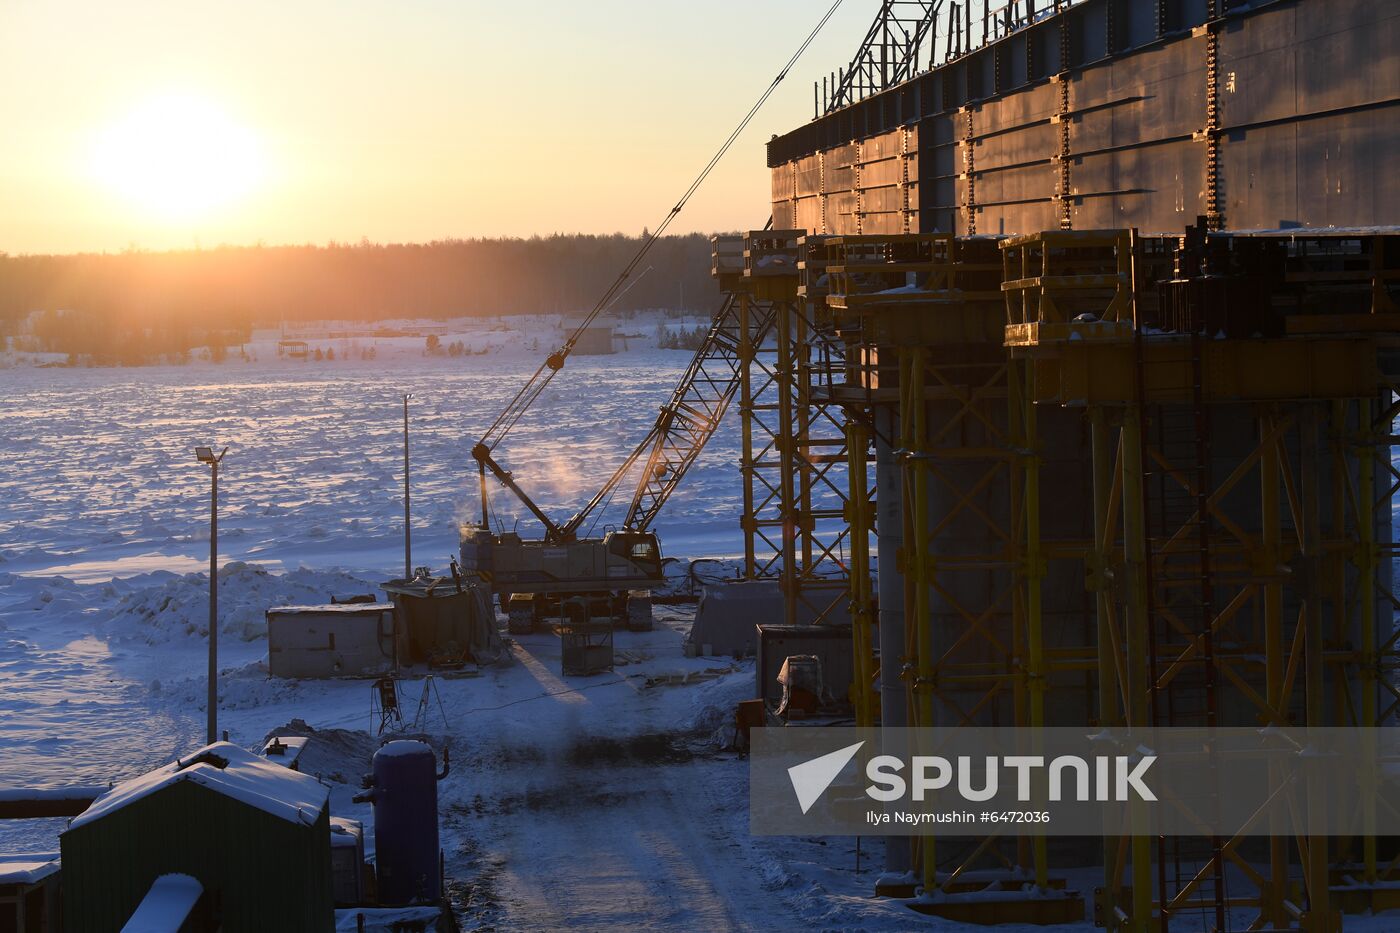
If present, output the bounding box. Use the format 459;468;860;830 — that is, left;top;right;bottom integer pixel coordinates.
2;315;1398;930
0;318;929;930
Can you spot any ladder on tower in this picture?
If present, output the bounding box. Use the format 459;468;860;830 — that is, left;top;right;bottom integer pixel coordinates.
1134;329;1229;931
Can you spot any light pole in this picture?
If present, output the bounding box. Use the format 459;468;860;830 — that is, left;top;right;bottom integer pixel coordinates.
195;445;227;746
403;394;413;580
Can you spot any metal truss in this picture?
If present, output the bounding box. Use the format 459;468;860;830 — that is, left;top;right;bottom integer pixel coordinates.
819;2;1105;115
826;1;942;112
623;294;776;530
734;231;861;628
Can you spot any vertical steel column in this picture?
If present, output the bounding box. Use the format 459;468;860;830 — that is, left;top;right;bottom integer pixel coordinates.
1091;408;1119;728
902;346;937;893
1300;404;1332;930
848;415;877;727
739;294;759;578
1090;406;1125;926
1357;397;1379;884
1119;406;1154;933
875;403;913;883
795;310;816;579
1330;398;1350;722
1260;406;1289;926
776;302;799;626
1019;357;1049;889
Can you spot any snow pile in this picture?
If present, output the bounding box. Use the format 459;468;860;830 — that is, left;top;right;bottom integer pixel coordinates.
0;572;91;614
105;562;381;644
261;719;378;785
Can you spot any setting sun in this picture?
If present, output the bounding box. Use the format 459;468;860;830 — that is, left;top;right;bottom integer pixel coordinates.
91;92;266;221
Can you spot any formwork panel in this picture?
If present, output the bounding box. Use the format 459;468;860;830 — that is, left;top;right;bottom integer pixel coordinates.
859;158;903;188
1072;39;1206;144
975;122;1059;171
861;186;905;213
860;129;903;161
825;164;855;193
1290;110;1386;227
1294;7;1398;114
860;213;905;234
771;163;794;202
828;191;859;218
793;197;823;233
977;81;1058;129
1072;139;1205;232
772;200;796;229
980;201;1058;237
972;161;1055;209
794;155;822;198
827;142;859;168
1216;13;1299;128
1218;122;1300;228
926;140;958;180
923;113;960;148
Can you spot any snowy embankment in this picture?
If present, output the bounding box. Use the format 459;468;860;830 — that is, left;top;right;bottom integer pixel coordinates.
0;558;932;931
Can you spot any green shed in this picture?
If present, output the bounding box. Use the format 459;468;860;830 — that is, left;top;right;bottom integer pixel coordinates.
59;741;334;932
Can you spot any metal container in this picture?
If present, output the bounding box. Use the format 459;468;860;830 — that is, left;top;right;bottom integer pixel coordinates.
329;817;365;907
367;741;441;905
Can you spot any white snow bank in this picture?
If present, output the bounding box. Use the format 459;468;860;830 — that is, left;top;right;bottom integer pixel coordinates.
70;741;329;831
106;562;380;644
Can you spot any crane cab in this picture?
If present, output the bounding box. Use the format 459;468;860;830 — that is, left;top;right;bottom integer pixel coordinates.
603;530;662;580
458;526;664;633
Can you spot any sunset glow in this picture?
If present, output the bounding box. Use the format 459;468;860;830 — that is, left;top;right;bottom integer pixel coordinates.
91;93;266;222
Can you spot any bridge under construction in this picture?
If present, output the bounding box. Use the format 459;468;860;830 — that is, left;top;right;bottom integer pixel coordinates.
716;0;1398;928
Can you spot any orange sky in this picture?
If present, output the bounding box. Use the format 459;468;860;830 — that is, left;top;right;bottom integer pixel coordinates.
0;1;872;255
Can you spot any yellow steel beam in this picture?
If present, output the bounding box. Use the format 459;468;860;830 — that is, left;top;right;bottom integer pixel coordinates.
1029;337;1384;405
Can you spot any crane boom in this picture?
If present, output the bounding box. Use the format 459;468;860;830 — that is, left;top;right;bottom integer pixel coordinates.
623;295;773;531
555;291;775;540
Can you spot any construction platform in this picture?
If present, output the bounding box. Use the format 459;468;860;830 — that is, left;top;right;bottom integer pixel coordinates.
714;222;1400;930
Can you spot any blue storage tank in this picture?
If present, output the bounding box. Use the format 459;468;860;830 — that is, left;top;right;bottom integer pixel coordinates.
367;740;443;905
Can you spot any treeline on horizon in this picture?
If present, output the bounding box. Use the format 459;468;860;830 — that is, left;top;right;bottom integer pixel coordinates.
0;232;726;345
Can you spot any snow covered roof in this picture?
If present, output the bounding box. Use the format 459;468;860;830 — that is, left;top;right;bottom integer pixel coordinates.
121;873;203;932
329;817;362;848
265;603;393;615
0;855;60;886
68;742;329;831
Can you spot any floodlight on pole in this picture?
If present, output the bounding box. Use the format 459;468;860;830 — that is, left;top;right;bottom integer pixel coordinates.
403;394;414;580
195;445;228;745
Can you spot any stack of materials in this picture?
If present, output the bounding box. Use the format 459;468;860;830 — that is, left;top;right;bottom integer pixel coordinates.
380;573;505;667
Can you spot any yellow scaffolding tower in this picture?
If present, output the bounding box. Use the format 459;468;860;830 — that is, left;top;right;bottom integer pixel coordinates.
794;225;1400;928
1006;227;1400;931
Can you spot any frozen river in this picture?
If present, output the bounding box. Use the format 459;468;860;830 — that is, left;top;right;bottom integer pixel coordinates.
0;342;746;584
